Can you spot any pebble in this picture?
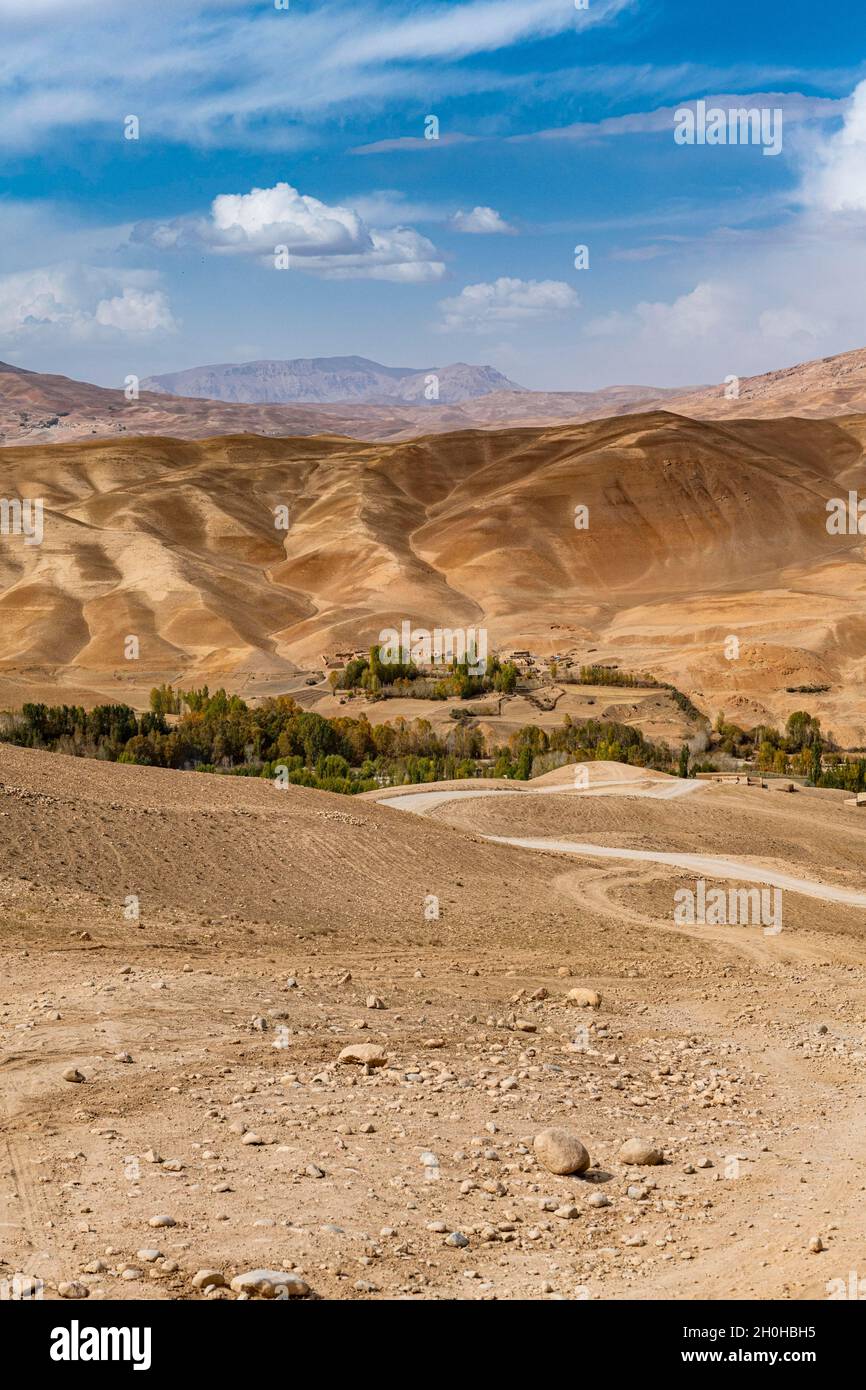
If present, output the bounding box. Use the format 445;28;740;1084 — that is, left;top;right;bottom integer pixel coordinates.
148;1215;176;1228
445;1232;469;1247
191;1269;225;1290
62;1068;85;1083
58;1282;89;1299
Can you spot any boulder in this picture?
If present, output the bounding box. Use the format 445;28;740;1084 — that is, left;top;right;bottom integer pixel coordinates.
619;1138;663;1166
533;1128;590;1176
567;988;601;1009
338;1043;387;1067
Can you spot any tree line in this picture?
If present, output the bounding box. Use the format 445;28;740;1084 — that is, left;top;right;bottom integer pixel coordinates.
0;685;675;793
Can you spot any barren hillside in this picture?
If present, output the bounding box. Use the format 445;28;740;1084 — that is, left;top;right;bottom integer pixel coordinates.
0;410;864;740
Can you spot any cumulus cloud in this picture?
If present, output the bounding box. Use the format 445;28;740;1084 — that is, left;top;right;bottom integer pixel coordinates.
631;281;739;340
210;183;365;256
583;250;849;383
140;181;446;283
451;205;514;234
0;264;176;342
803;79;866;213
438;276;578;332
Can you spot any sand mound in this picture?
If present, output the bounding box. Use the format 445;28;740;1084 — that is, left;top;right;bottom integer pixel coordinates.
0;743;556;939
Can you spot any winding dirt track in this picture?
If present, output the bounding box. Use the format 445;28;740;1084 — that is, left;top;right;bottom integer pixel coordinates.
377;784;866;910
549;860;866;1300
370;775;866;1300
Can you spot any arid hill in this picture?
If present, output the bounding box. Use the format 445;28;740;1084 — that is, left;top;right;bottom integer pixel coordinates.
10;346;866;450
663;345;866;420
1;410;864;741
0;358;684;447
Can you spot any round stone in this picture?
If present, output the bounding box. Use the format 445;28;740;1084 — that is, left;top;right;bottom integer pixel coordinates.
533;1128;590;1176
619;1138;663;1166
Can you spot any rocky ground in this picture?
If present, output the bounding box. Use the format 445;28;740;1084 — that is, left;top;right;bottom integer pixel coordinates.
1;747;866;1302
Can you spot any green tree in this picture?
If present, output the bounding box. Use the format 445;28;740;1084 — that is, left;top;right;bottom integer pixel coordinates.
515;746;533;780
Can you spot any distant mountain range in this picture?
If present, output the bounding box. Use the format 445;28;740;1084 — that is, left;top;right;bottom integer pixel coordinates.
6;345;866;449
141;355;525;405
0;358;686;446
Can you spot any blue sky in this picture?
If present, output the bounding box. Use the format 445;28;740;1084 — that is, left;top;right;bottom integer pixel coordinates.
2;0;866;389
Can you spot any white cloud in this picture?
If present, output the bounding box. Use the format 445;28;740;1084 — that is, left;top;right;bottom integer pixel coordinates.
346;190;446;226
632;281;739;339
311;228;445;282
438;277;579;332
0;0;634;152
210;183;365;257
323;0;633;67
582;229;862;383
0;264;176;342
93;286;175;334
803;79;866;212
451;205;514;234
757;306;827;341
141;181;446;283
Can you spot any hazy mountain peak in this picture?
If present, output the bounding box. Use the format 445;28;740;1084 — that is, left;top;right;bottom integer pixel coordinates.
140;356;525;405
